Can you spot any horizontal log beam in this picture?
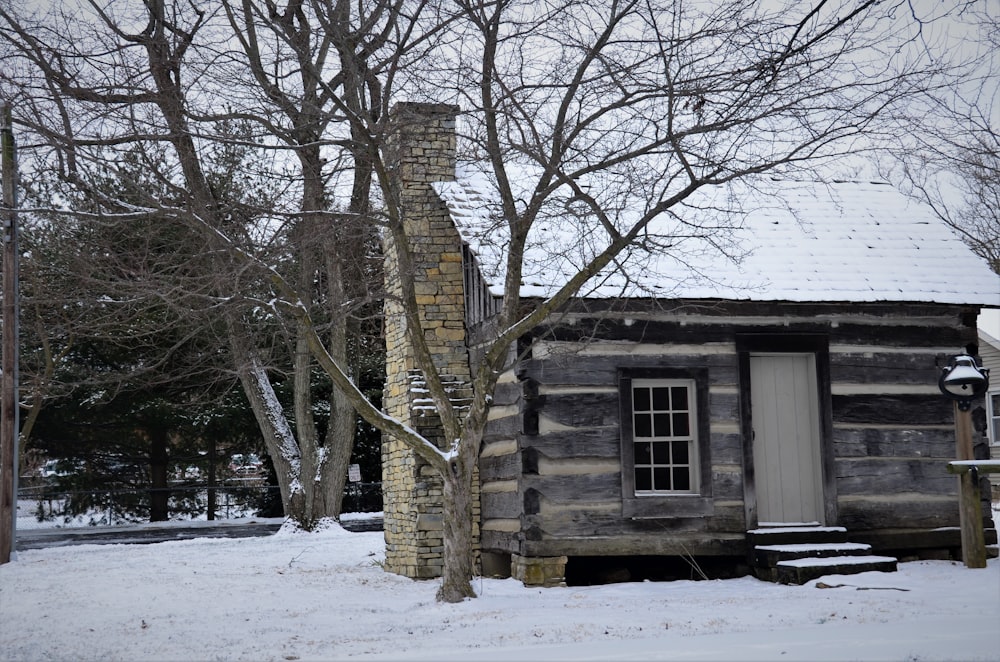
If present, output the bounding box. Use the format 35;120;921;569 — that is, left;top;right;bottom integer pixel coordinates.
946;460;1000;475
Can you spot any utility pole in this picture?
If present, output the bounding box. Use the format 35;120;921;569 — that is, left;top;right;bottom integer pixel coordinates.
1;100;19;564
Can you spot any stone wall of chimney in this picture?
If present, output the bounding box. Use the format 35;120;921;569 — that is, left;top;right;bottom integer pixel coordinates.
381;102;479;579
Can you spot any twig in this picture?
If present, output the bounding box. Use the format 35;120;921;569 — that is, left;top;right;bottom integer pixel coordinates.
288;547;312;568
677;540;709;581
816;581;909;591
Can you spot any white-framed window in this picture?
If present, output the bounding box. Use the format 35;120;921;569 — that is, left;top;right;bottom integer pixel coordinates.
630;379;699;494
988;390;1000;447
619;368;713;519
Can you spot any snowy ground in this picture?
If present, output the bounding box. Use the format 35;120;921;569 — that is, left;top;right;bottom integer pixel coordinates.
1;517;998;662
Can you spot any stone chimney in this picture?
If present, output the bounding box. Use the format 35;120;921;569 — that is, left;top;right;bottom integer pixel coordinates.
381;102;477;579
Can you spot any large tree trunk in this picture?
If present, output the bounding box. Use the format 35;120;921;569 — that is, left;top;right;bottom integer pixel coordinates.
317;236;355;518
289;147;358;525
228;328;300;517
291;235;321;526
436;421;484;602
437;459;477;602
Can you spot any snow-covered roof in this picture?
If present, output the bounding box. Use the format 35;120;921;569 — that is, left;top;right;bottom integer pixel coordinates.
434;170;1000;307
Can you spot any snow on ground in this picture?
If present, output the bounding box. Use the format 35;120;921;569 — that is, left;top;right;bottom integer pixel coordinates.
1;520;998;662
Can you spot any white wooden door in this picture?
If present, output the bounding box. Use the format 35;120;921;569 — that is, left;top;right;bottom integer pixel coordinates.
750;353;824;524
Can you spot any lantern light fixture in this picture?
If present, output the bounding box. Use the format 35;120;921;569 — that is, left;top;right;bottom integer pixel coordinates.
938;354;990;411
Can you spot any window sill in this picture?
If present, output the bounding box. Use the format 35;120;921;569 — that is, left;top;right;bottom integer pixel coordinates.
623;495;714;519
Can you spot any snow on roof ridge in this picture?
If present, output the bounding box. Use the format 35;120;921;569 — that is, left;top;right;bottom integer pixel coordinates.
765;174;891;187
431;171;1000;307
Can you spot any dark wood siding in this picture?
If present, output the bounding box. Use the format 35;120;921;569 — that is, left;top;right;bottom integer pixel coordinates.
478;300;980;558
462;245;502;329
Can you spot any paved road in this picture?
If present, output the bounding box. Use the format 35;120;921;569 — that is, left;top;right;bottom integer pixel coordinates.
15;516;383;551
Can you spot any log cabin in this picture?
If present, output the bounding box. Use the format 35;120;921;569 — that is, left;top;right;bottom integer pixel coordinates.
381;102;1000;586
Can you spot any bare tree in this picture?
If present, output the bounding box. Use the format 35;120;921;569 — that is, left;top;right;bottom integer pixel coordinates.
0;0;355;526
0;0;458;527
209;0;365;527
210;0;429;528
883;4;999;275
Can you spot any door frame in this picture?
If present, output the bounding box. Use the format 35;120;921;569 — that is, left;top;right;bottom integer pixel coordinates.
736;333;837;529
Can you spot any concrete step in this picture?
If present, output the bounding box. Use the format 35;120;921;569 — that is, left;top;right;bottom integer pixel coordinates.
775;555;898;585
753;542;873;569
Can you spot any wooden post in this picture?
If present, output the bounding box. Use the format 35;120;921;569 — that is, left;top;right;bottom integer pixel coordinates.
0;100;18;564
954;402;975;459
957;470;986;568
947;460;1000;568
207;438;216;521
952;403;986;569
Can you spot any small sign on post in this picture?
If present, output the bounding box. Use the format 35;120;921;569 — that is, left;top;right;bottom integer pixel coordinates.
348;464;362;483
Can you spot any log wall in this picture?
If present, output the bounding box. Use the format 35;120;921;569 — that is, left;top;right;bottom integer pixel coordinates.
477;301;983;559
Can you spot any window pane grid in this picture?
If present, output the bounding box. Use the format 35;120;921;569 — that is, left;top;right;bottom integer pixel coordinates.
631;381;696;494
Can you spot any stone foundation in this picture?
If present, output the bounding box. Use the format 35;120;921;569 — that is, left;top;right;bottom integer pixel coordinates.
512;554;568;587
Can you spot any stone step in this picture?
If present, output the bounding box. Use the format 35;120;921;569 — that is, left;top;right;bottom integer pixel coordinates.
746;525;848;547
774;555;898;585
753;542;872;569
